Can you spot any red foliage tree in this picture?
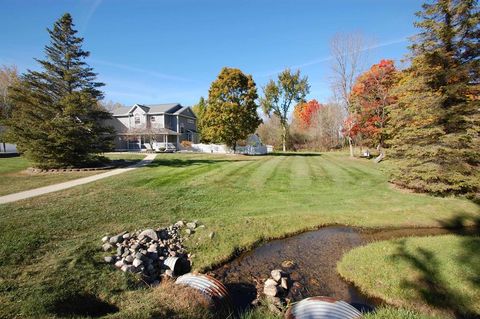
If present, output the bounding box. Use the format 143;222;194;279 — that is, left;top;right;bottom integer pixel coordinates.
294;99;323;129
349;59;398;148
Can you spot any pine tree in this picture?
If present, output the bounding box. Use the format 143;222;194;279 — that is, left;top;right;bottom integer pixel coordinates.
5;13;113;168
202;67;262;151
387;0;479;199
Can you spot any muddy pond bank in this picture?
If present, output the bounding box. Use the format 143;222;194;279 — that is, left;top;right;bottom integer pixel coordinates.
208;226;472;310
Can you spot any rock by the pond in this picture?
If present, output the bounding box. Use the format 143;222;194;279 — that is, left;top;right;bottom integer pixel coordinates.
101;236;109;243
208;232;215;239
186;222;197;229
138;229;158;241
264;284;278;297
109;233;124;244
185;228;194;235
175;221;185;227
132;258;143;268
271;269;283;282
164;269;173;277
102;243;113;251
104;256;114;263
101;221;195;283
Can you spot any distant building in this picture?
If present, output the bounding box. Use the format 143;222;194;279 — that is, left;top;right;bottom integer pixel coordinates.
0;126;17;153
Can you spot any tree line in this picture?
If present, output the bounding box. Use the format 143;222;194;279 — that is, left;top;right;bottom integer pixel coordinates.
0;0;478;200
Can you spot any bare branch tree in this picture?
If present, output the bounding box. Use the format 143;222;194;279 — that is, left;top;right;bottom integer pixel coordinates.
0;64;19;119
329;33;370;157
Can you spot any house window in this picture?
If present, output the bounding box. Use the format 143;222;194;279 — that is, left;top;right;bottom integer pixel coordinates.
134;114;140;124
151;116;155;122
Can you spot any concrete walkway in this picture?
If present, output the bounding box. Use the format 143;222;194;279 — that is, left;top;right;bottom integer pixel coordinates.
0;153;157;205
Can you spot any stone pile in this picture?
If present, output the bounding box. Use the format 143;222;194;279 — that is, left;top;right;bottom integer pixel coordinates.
262;269;291;314
101;220;199;284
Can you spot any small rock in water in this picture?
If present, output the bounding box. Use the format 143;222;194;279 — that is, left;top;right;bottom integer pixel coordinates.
263;285;278;297
271;269;283;282
281;260;296;268
280;277;288;290
265;278;278;287
138;229;158;241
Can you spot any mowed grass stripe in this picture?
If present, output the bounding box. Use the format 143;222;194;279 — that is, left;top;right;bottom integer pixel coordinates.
289;154;313;190
246;156;283;189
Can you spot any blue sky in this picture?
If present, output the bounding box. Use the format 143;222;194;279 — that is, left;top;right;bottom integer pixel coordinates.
0;0;423;107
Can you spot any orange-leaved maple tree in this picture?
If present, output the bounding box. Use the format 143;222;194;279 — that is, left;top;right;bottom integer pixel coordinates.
293;99;323;129
349;59;398;148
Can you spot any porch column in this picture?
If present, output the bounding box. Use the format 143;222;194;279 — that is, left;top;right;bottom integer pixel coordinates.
176;115;180;149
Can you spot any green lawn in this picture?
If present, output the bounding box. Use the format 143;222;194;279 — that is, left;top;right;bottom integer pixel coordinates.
0;152;478;318
0;153;146;196
338;235;480;318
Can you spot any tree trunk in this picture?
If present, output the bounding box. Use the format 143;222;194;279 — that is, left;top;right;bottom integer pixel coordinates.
374;144;385;163
282;123;287;152
348;137;354;157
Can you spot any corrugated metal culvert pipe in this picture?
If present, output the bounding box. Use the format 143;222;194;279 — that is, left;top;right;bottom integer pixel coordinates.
285;296;362;319
175;273;234;311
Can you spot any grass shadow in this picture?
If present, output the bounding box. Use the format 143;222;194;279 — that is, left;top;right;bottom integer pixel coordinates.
147;158;246;168
391;236;480;319
51;293;119;317
437;213;480;235
266;152;322;157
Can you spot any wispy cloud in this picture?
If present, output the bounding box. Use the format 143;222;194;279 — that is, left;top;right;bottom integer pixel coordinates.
91;59;192;82
257;35;411;78
81;0;103;35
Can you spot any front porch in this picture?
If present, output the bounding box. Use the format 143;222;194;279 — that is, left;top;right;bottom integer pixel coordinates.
114;131;179;152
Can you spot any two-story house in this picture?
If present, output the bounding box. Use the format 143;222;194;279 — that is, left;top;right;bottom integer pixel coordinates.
108;103;198;151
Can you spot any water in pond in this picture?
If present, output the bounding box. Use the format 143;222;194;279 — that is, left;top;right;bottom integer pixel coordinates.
209;226;456;309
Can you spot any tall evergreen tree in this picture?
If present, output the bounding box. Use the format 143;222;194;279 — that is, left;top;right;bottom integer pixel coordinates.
5;13;113;168
202;67;262;150
387;0;479;199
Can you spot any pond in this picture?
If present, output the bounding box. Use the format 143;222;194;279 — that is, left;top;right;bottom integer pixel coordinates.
209;226;457;310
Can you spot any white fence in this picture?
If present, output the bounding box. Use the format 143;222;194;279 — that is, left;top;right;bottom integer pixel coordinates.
0;143;17;153
188;143;269;155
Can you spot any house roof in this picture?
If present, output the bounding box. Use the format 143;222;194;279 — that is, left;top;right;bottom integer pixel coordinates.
146;103;181;113
112;103;182;116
